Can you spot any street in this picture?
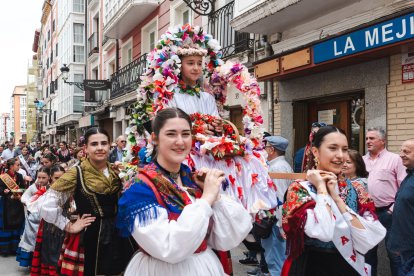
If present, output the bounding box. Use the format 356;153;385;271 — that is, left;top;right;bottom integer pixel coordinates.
0;241;391;276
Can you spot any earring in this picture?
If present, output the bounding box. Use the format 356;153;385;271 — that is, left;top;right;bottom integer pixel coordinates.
314;156;319;168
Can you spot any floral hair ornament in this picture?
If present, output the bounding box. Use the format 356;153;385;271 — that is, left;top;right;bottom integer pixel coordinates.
126;23;265;163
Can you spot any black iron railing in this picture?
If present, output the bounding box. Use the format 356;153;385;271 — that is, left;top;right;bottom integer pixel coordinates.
88;32;99;57
110;53;148;99
208;1;253;59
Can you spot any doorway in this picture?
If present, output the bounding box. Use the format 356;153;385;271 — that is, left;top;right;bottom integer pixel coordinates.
293;92;365;154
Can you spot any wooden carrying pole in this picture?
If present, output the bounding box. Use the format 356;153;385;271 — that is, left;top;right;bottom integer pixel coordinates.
268;172;306;180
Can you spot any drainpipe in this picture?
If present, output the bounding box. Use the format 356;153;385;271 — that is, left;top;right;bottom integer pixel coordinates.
115;39;120;71
263;35;274;134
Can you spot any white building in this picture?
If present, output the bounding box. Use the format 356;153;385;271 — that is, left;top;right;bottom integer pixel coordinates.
56;0;86;142
0;113;11;143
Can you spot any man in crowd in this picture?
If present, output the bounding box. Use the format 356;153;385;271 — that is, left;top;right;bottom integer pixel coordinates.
363;127;407;276
1;142;15;162
13;139;26;157
260;135;292;276
108;135;126;163
389;138;414;275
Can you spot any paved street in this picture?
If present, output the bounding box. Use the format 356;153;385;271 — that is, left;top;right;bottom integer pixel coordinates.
0;240;392;276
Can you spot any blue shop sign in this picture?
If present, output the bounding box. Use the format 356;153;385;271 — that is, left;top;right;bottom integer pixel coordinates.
313;13;414;64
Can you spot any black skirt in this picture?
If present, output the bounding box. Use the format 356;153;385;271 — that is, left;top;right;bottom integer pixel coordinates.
289;246;360;276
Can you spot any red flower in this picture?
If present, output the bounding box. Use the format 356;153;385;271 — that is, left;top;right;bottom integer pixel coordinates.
251;173;259;186
229;175;236;187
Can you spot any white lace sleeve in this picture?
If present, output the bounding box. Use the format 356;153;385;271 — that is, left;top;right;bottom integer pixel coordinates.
39;189;71;230
304;194;335;242
131;198;213;264
208;195;252;251
344;209;386;254
20;184;37;205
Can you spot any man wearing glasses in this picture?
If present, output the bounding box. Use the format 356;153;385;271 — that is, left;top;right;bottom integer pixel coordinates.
108;135;127;163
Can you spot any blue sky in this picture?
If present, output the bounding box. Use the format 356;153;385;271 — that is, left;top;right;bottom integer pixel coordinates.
0;0;43;113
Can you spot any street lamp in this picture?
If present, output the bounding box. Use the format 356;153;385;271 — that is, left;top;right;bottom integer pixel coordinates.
60;64;84;90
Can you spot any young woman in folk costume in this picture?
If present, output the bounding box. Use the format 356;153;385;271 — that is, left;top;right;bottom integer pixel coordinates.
30;165;67;275
282;126;386;276
117;108;251;276
16;166;51;268
17;146;37;182
0;158;25;256
126;24;277;214
39;128;134;275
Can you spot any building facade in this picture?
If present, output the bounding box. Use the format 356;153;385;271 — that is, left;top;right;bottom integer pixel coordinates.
11;86;27;142
232;0;414;161
26;56;41;142
0;113;11;144
81;0;269;141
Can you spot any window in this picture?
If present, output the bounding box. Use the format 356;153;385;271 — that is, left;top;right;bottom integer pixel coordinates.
74;74;84;93
121;40;133;67
55;43;58;57
52;20;55;32
73;23;84;43
141;18;158;54
170;1;192;26
54;111;57;122
73;96;84;113
48;30;50;41
74;46;85;62
73;0;85;13
182;10;190;25
149;32;155;51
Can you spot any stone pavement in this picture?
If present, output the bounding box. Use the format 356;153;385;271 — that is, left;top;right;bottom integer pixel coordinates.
0;240;392;276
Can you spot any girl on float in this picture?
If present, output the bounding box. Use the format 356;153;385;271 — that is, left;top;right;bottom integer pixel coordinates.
128;24;277;213
282;126;386;276
117;107;251;276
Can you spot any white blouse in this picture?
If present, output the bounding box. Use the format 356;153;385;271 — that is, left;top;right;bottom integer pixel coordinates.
304;194;386;254
167;91;219;117
125;195;252;276
39;189;71;230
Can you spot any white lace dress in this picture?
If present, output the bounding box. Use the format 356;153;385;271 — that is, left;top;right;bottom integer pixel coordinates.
168;90;278;211
125;195;252;276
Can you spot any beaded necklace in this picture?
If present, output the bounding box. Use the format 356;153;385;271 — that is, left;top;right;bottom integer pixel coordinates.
178;80;201;98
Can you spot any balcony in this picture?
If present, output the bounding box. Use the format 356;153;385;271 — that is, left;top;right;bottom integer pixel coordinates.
231;0;360;34
208;1;253;60
110;53;147;99
88;32;99;57
104;0;158;39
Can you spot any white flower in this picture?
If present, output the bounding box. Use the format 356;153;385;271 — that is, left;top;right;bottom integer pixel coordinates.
153;71;164;81
207;38;221;51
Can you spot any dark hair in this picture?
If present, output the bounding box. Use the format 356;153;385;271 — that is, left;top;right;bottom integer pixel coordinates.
347;149;369;178
312;126;346;148
151;108;192;158
59;141;68;148
152;108;192;137
6;158;18;170
42;153;58;163
37;166;51;177
50;165;65;176
73;147;84;159
84;127;110;145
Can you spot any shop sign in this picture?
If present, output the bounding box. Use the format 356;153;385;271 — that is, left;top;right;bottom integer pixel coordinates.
318;109;336;125
313;13;414;64
79;114;95;128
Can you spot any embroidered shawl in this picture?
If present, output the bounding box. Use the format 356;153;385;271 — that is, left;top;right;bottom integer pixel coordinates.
116;162;203;237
